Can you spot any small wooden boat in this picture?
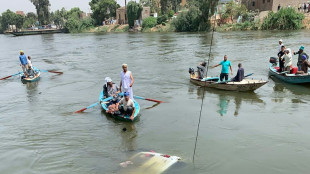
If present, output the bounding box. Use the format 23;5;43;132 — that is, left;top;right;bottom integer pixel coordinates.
99;91;140;121
118;152;181;174
190;76;267;92
21;71;40;83
12;29;63;36
269;63;310;83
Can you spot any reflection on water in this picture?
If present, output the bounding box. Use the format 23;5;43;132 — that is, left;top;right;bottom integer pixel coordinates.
25;81;39;103
192;86;264;116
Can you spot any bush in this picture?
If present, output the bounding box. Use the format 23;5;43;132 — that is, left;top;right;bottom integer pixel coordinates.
172;8;200;32
168;10;175;18
261;8;304;30
157;15;168;25
142;17;157;29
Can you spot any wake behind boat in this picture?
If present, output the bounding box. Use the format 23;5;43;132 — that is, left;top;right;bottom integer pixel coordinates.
99;91;140;122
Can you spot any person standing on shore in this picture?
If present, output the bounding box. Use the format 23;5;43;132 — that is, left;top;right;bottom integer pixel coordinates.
19;50;29;78
211;55;233;81
120;64;134;100
293;46;309;71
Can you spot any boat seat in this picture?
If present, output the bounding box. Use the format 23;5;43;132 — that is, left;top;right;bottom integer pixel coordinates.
274;67;280;72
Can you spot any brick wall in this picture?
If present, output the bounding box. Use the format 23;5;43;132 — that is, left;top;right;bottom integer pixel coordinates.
242;0;306;12
272;0;305;11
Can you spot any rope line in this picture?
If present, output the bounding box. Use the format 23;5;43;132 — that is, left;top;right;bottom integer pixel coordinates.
192;12;217;163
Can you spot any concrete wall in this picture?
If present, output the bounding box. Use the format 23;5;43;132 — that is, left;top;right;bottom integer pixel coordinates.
141;7;151;19
116;7;127;24
272;0;305;11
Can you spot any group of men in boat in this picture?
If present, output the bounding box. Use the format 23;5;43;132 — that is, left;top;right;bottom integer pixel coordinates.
195;55;244;82
19;50;36;78
277;39;310;74
101;64;136;120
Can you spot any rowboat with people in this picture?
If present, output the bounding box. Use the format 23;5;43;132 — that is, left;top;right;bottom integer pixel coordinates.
99;91;140;122
21;70;41;83
269;56;310;83
190;76;268;92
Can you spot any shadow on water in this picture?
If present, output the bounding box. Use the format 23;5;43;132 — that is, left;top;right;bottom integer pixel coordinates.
101;111;138;152
189;85;264;116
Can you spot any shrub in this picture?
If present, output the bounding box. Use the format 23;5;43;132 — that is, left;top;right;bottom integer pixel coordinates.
168;10;175;18
261;8;304;30
172;8;200;32
157;15;168;25
142;16;157;29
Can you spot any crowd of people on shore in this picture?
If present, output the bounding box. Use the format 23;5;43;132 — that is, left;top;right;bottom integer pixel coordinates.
101;64;136;120
298;3;310;13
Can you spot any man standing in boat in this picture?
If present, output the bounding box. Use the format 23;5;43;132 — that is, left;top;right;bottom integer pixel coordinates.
211;55;233;81
278;45;286;72
19;50;29;78
120;64;134;100
293;46;309;71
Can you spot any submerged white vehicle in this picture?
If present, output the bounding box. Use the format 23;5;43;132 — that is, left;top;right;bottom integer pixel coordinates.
118;152;181;174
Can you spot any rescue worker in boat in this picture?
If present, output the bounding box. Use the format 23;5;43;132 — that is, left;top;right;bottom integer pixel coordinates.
282;48;292;73
27;56;35;77
296;55;310;74
19;50;29;78
232;63;244;82
102;77;120;114
120;64;134;100
211;55;233;81
278;39;283;52
116;92;135;120
278;45;286;72
197;62;207;79
293;46;309;71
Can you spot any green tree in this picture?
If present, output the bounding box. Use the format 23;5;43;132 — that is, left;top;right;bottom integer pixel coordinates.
23;12;37;28
172;7;200;32
198;0;219;31
127;1;143;28
64;7;94;33
0;16;3;33
51;8;67;28
142;16;157;29
262;8;304;30
1;10;16;30
89;0;118;25
15;14;25;29
160;0;169;14
29;0;50;25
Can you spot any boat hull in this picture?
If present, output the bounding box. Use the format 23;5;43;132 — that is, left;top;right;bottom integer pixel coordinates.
269;64;310;84
190;77;267;92
99;91;140;122
21;72;41;83
12;29;63;36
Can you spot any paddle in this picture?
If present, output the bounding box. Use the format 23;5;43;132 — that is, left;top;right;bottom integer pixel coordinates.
74;102;99;113
133;95;165;103
216;73;254;84
40;69;63;74
0;72;22;80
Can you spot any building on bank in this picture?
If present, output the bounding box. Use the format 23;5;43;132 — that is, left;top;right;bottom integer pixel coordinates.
16;11;25;16
241;0;306;11
116;6;151;25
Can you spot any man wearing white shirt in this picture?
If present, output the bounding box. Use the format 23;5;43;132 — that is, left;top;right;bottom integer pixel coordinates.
278;39;283;52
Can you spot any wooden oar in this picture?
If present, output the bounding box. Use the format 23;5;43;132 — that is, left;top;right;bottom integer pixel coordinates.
217;73;254;84
40;69;63;74
134;95;165;103
74;102;99;113
0;72;22;80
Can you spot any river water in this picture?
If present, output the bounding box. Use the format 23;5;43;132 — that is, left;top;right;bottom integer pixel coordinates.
1;31;310;174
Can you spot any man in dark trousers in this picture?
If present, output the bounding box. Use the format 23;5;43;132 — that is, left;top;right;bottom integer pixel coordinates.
232;63;244;82
278;45;286;72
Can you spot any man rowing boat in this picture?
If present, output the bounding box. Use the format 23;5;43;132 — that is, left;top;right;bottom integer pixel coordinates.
211;55;233;81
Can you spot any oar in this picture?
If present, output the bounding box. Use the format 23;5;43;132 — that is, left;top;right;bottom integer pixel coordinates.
74;102;99;113
40;69;63;74
217;73;254;84
0;72;22;80
134;95;165;103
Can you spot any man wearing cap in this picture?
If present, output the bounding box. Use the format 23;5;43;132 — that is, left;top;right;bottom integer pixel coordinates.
120;64;134;100
103;77;120;99
19;50;29;77
294;46;309;71
278;39;283;52
116;92;135;120
296;55;310;74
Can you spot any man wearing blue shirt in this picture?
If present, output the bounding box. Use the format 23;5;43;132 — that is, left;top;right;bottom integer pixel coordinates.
19;50;29;77
211;55;233;81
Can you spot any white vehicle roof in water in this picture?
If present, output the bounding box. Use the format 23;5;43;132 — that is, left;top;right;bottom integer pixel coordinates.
118;152;181;174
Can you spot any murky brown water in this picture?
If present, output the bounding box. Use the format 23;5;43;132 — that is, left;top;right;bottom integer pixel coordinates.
1;31;310;174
